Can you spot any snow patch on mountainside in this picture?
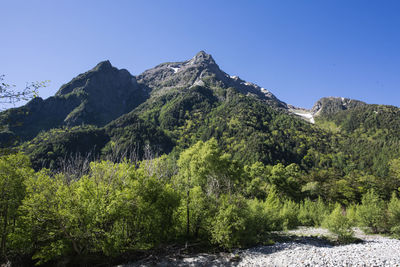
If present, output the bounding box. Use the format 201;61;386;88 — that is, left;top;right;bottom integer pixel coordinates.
295;112;315;124
288;108;315;124
169;66;181;73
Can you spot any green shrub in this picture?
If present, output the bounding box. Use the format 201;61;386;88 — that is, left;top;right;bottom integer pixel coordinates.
19;161;181;264
0;153;34;258
280;199;300;230
298;197;328;226
263;188;284;231
346;204;358;226
175;186;216;239
323;203;354;243
387;192;400;238
242;188;285;246
245;199;267;245
356;189;385;233
210;195;249;249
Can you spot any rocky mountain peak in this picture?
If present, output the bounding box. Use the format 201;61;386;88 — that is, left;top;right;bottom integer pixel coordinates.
188;50;216;66
135;51;286;108
56;60;117;96
136;51;225;93
93;60;113;71
23;60;148;129
311;97;366;116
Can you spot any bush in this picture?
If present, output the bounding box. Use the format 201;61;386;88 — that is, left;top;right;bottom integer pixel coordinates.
387;192;400;238
245;200;281;245
19;161;181;264
280;199;300;230
346;204;358;226
0;153;34;258
298;197;328;227
323;203;354;243
175;186;216;239
356;189;385;233
210;195;249;249
263;188;284;231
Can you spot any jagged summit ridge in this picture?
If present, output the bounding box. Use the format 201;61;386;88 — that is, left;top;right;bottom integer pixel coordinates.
93;60;113;71
288;96;367;123
56;60;133;96
311;97;366;116
188;50;217;65
137;50;224;90
54;60;146;126
137;51;286;107
0;51;289;145
0;60;148;143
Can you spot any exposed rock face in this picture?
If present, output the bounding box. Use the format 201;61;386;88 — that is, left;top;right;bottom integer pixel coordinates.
137;51;226;92
57;60;147;126
137;51;286;107
311;97;366;117
0;61;147;143
0;51;290;145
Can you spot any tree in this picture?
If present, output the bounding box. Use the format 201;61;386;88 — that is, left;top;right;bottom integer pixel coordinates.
0;75;47;110
356;189;385;233
0;153;33;258
323;203;354;243
19;160;180;264
389;158;400;193
176;138;242;238
387;192;400;238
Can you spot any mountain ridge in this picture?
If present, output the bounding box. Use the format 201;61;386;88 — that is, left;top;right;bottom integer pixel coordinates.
1;51;374;136
1;51;399;174
0;51;289;145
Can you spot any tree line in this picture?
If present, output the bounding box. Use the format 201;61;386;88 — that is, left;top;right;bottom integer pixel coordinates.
1;138;400;265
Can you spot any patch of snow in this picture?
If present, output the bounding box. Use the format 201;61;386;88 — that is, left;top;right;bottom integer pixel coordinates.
230;75;239;80
294;112;312;119
341;97;345;101
169;66;180;73
294;112;315;124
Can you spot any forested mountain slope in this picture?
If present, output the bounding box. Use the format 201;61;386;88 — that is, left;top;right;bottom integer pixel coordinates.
1;51;400;199
2;51;400;266
0;61;147;144
10;52;333;170
314;99;400;179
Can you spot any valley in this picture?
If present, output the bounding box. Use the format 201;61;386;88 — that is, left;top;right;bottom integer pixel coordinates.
0;52;400;266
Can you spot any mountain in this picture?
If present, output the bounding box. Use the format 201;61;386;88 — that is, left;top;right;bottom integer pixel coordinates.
0;51;311;168
0;51;286;147
311;97;366;117
1;51;400;179
55;60;148;126
287;97;367;124
4;52;400;265
0;52;286;146
137;51;286;107
0;60;147;144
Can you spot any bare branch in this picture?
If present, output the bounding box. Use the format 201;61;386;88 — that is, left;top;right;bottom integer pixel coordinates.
0;75;48;110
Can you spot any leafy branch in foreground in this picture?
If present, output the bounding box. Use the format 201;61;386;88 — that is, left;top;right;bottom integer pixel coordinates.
0;75;48;110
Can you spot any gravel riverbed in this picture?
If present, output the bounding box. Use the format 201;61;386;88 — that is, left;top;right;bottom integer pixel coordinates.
124;227;400;267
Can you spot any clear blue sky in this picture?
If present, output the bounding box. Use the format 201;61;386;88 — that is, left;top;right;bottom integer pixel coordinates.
1;0;399;108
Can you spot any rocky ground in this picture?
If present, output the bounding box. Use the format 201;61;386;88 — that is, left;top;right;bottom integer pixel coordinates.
122;227;400;267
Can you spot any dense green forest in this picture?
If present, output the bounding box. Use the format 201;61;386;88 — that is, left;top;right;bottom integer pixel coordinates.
1;53;400;265
1;139;400;265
